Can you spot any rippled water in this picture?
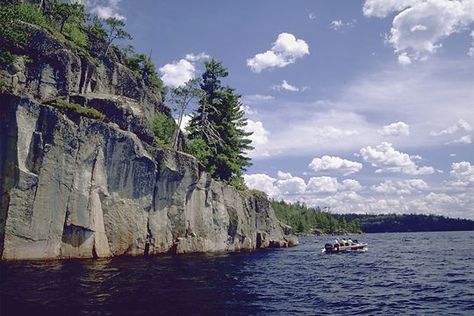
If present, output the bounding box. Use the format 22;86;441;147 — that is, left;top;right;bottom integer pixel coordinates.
1;231;474;315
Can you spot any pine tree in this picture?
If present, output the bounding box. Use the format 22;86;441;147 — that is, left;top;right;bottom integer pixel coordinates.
187;59;253;186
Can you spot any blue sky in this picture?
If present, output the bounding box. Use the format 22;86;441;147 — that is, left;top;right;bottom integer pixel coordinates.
86;0;474;219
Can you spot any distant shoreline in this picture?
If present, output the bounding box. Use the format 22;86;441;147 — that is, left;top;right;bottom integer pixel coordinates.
334;213;474;234
299;229;474;237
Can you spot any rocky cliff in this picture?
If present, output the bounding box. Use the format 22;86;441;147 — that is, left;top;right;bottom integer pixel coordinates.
0;21;297;261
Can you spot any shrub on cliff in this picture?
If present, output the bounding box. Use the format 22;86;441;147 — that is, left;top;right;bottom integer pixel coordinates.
0;3;49;48
126;53;165;96
0;1;91;60
50;99;105;121
152;112;176;147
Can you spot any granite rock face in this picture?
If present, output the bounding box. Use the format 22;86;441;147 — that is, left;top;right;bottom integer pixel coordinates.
0;21;297;261
0;95;297;260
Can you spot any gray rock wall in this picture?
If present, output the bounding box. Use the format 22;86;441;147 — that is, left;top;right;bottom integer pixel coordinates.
0;95;297;260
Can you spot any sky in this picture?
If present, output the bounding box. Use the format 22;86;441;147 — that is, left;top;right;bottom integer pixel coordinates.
85;0;474;220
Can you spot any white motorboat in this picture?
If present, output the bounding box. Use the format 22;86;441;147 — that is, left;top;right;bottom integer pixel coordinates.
322;240;368;254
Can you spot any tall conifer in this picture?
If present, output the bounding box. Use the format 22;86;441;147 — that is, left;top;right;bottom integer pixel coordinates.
187;59;253;186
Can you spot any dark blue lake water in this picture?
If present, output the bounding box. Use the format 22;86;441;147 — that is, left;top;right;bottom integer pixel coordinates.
1;231;474;315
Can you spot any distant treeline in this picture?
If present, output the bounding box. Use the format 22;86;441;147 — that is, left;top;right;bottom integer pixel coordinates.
272;201;362;234
335;213;474;233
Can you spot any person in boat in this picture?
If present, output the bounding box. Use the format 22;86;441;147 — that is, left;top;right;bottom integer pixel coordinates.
348;238;353;245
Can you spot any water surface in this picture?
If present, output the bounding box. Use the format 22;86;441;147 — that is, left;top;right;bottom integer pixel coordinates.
1;231;473;315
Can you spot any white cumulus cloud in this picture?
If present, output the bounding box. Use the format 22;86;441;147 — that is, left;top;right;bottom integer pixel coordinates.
308;155;363;176
159;53;209;88
371;179;428;194
397;52;412;65
306;176;339;193
379;121;410;137
448;161;474;187
306;177;362;193
329;19;357;32
340;179;363;192
89;0;126;20
245;119;270;158
276;171;306;194
184;52;210;62
244;171;307;197
241;94;275;103
272;80;300;92
247;33;309;73
446;135;472;145
243;174;280;198
363;0;474;63
360;142;435;175
363;0;418;18
469;30;474;56
431;119;472;136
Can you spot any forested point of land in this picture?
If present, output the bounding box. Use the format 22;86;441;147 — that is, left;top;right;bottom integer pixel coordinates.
273;200;474;234
337;213;474;233
272;201;362;234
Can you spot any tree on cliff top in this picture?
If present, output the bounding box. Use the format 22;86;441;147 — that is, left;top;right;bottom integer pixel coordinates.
167;78;202;150
187;59;253;188
50;2;85;34
103;17;131;58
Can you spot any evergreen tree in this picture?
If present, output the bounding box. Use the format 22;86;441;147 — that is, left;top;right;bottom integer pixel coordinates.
187;59;253;186
50;1;85;34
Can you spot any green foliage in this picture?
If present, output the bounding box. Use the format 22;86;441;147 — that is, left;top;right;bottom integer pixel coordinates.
152;112;176;147
272;200;362;234
0;2;90;57
63;23;88;50
16;3;48;24
0;49;16;65
187;59;253;185
125;53;164;94
185;137;213;167
50;2;85;34
49;2;91;58
226;176;247;191
51;99;105;121
0;3;48;47
84;15;107;40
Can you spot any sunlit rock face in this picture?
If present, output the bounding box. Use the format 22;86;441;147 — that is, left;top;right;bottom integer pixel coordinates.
0;96;296;260
0;22;296;260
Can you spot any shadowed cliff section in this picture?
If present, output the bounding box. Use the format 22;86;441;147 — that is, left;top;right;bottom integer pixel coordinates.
0;5;297;260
